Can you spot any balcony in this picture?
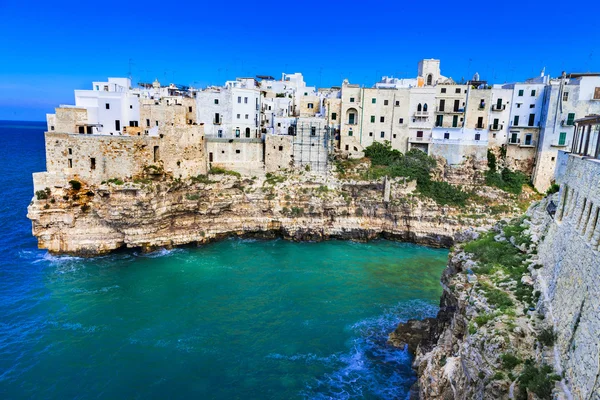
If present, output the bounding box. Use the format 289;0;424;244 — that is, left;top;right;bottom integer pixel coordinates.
413;111;429;118
436;107;464;113
510;123;540;129
560;120;575;127
520;139;537;148
550;140;570;148
489;124;504;131
213;119;222;125
409;135;432;143
347;121;358;126
491;104;506;111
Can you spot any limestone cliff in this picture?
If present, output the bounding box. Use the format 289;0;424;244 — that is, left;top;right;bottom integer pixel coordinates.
27;169;525;256
390;200;571;399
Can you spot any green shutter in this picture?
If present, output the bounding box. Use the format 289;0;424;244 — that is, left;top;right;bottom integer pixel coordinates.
372;98;376;104
559;132;566;146
518;90;524;96
370;115;375;123
566;113;575;125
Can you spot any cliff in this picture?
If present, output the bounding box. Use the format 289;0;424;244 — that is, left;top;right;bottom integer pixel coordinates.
27;168;526;256
390;199;571;399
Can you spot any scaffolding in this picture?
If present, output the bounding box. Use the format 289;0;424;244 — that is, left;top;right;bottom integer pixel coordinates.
291;120;334;175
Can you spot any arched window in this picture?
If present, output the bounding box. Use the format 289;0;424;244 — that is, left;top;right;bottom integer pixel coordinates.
245;127;250;138
423;103;428;112
417;103;422;112
427;74;433;86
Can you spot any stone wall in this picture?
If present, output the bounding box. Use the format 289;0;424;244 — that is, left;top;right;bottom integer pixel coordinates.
206;138;264;175
536;154;600;399
265;134;293;172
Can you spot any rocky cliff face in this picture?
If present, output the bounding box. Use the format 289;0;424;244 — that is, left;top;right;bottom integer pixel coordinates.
28;170;519;256
390;201;570;400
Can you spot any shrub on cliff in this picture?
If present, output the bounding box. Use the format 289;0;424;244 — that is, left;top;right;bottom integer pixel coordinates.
538;328;556;347
545;183;559;196
363;142;468;206
485;167;528;195
69;180;82;191
35;187;50;200
209;167;241;178
517;360;559;400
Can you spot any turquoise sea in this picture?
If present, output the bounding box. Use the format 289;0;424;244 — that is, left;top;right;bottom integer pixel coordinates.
0;120;448;399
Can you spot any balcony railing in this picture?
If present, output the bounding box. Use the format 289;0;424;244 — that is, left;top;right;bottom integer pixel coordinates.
436;107;464;113
520;139;537;148
550;141;570;148
409;135;432;143
413;111;429;117
491;104;506;111
213;119;222;125
561;120;575;127
489;124;504;131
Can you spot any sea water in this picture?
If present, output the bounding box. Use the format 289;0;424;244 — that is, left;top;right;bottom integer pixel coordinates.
0;121;448;399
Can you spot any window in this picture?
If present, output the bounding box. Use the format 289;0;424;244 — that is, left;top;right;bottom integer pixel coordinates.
427;74;433;85
237;114;240;119
130;121;139;127
477;116;483;129
528;113;535;126
311;127;316;136
156;121;159;126
245;114;249;119
238;97;241;103
441;88;446;93
518;89;524;96
517;103;522;108
348;113;356;124
235;129;240;138
594;87;600;100
146;119;150;127
236;149;241;154
103;85;108;91
492;118;499;129
245;127;250;137
90;158;96;170
349;97;355;102
95;85;99;90
68;159;72;168
105;103;110;109
115;120;120;131
214;113;220;124
368;132;373;136
475;134;481;141
453;100;460;112
50;126;54;131
218;129;223;138
529;104;535;108
384;100;389;106
439;99;445;111
372;98;376;104
423;103;428;112
278;146;283;151
455;88;461;94
153;146;159;162
380;132;385;138
345;145;349;151
380;116;385;123
214;99;219;104
244;97;248;104
308;103;314;109
399;118;404;123
395;100;400;106
417;103;422;112
566;113;575;125
559;132;567;146
348;130;353;136
436;115;443;127
188;106;193;112
524;134;532;145
78;126;85;134
531;90;536;96
444;132;450;139
417;131;423;138
452;115;458;127
510;132;518;143
561;92;568;102
130;105;133;109
370;115;375;123
513;116;519;126
332;112;337;120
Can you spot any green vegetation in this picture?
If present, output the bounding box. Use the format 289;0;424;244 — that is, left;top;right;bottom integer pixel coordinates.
355;207;364;217
474;312;496;327
143;164;164;175
538;328;557;347
190;174;216;184
501;353;522;369
517;360;559;400
133;177;152;185
290;207;304;217
69;180;82;191
480;282;514;310
209;167;241;178
35;187;51;200
545;183;560;195
362;141;469;206
264;172;286;186
81;204;90;212
316;185;329;194
485;150;528;194
105;178;124;185
185;193;201;201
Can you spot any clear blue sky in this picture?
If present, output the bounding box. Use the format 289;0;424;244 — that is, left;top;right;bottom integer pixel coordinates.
1;0;598;121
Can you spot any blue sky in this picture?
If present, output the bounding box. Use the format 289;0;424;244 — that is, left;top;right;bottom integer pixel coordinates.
1;0;598;121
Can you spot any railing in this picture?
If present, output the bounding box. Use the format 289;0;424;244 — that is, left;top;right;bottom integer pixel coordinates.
409;136;432;143
414;111;429;117
519;139;537;148
551;140;570;148
435;107;463;113
347;121;358;125
213;119;222;125
489;124;504;131
561;120;575;127
491;104;506;111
